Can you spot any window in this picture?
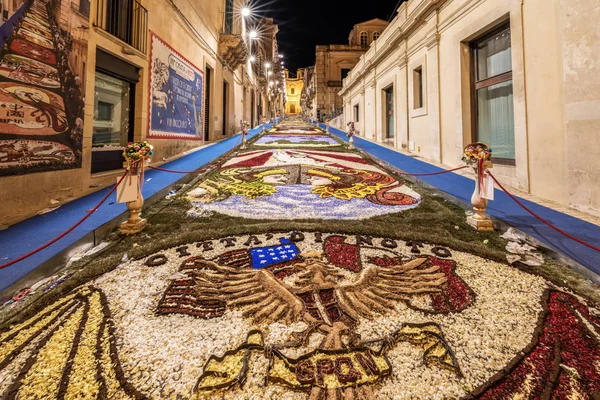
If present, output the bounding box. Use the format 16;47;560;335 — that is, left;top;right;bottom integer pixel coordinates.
353;104;359;122
102;0;148;53
92;71;132;147
224;0;234;34
373;32;380;41
472;25;515;163
79;0;90;16
92;70;135;173
360;31;368;47
413;66;423;109
97;101;113;121
341;68;351;80
291;87;295;95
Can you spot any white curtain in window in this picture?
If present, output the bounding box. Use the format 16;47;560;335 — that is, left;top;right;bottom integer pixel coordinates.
477;81;515;159
477;30;511;80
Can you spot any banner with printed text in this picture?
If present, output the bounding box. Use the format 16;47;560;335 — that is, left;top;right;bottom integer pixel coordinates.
148;33;204;140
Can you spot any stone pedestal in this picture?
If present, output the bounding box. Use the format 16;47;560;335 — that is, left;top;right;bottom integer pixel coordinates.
467;162;494;231
120;190;147;235
348;135;355;149
467;213;494;231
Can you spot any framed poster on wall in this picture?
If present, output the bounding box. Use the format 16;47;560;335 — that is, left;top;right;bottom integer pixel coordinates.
148;32;204;140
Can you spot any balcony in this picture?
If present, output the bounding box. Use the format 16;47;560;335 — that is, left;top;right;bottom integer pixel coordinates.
96;0;148;54
218;33;248;70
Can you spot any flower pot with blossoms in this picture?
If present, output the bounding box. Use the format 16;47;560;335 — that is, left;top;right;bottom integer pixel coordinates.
123;141;154;173
462;142;494;231
119;141;154;235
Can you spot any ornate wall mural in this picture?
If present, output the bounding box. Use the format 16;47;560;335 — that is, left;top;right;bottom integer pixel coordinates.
148;33;204;140
0;0;87;176
1;232;598;399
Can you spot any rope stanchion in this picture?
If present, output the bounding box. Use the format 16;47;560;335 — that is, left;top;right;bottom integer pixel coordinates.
487;170;600;253
0;131;253;270
0;170;130;270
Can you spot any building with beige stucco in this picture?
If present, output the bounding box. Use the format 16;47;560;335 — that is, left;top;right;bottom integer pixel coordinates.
339;0;600;218
285;68;304;115
301;18;389;122
0;0;284;226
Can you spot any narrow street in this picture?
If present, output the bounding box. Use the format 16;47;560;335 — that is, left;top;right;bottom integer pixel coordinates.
1;120;598;399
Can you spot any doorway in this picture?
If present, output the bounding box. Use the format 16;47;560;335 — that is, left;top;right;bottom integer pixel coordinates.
251;89;255;127
204;65;213;141
384;86;394;139
222;80;228;135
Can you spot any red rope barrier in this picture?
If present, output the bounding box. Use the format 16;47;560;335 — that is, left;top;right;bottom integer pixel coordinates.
0;170;130;270
0;132;252;270
147;133;244;175
148;166;209;174
487;170;600;253
351;135;469;177
395;165;468;176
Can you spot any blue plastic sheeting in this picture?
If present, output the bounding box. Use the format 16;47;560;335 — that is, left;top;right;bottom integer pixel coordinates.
0;124;271;291
0;2;28;49
324;123;600;276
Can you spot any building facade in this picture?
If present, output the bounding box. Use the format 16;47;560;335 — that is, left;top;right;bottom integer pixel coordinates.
306;18;389;122
0;0;284;225
339;0;600;217
285;68;304;115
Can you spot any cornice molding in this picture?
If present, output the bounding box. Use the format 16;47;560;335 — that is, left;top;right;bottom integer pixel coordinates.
342;0;447;87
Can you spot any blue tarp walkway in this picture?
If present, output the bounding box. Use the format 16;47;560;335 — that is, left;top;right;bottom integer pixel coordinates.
323;124;600;277
0;125;269;291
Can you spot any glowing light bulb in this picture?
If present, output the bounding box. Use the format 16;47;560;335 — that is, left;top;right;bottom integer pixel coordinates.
241;7;251;17
248;30;258;40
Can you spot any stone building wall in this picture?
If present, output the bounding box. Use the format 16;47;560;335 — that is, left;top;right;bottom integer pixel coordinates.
340;0;600;217
285;69;303;114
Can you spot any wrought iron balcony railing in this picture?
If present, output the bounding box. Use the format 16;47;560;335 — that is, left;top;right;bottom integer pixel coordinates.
96;0;148;54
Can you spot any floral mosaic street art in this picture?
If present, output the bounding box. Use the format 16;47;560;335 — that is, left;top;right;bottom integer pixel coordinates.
187;127;421;219
1;122;599;399
254;134;341;147
1;232;599;399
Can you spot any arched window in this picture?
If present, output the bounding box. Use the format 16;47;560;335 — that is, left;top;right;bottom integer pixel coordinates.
291;87;295;95
360;31;368;47
373;32;381;41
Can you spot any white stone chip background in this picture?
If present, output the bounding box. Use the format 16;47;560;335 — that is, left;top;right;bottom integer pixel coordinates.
93;232;547;399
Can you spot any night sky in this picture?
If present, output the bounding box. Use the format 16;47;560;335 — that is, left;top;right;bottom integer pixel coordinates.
255;0;406;74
